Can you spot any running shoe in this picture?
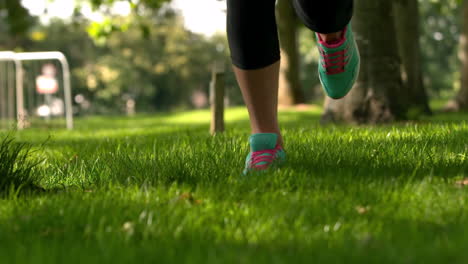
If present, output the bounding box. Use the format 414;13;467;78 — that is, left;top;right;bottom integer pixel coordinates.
243;133;286;175
317;23;360;99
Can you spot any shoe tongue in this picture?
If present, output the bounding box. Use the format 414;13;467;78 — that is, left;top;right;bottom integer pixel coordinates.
317;29;346;51
249;133;277;152
326;39;342;45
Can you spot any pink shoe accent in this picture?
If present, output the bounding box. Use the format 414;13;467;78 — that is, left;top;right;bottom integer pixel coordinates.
249;144;283;170
319;48;349;75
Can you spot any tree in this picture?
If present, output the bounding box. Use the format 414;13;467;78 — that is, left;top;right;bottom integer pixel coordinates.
83;0;172;41
276;0;305;106
393;0;432;115
0;0;35;48
90;0;306;107
452;0;468;110
418;0;461;100
322;0;407;124
19;9;233;113
83;12;232;111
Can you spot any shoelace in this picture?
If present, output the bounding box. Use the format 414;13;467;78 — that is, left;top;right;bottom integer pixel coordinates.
249;145;282;170
319;46;349;75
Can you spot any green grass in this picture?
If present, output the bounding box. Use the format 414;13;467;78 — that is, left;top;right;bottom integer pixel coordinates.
1;106;467;263
0;135;41;192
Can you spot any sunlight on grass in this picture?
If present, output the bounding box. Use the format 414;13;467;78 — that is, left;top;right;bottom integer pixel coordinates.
164;107;250;124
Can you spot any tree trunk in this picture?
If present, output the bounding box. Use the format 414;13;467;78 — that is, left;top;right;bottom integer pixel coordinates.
276;0;305;106
322;0;407;124
454;0;468;110
393;0;432;115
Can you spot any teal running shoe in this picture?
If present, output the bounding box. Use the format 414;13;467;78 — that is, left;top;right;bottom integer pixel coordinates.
243;133;286;175
317;23;360;99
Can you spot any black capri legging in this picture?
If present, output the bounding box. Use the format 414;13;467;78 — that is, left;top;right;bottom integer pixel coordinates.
227;0;353;70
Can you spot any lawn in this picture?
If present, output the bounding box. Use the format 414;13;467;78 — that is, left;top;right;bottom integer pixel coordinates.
0;106;467;263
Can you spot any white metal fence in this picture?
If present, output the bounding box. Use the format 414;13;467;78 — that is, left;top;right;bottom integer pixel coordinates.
0;51;73;130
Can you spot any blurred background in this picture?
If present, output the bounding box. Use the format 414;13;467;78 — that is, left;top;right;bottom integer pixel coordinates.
0;0;466;121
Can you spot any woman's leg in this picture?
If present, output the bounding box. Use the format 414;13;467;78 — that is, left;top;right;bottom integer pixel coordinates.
232;62;282;144
226;0;282;144
292;0;353;35
299;1;352;44
226;0;286;174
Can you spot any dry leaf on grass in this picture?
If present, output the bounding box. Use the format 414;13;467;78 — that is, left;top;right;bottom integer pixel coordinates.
175;192;202;205
356;205;371;214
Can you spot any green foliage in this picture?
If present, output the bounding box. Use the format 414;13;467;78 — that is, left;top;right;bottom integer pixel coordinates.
78;11;233;110
0;134;42;193
87;18;124;44
86;0;170;10
27;18;104;110
82;0;171;42
419;0;463;97
22;10;237;113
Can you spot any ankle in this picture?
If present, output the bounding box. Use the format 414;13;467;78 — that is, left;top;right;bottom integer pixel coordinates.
251;131;284;148
319;31;343;43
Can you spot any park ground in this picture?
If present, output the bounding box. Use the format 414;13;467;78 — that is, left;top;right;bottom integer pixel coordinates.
0;103;468;263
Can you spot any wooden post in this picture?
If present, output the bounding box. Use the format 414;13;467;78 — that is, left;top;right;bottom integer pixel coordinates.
0;62;5;121
8;62;14;121
16;60;25;130
210;62;225;135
